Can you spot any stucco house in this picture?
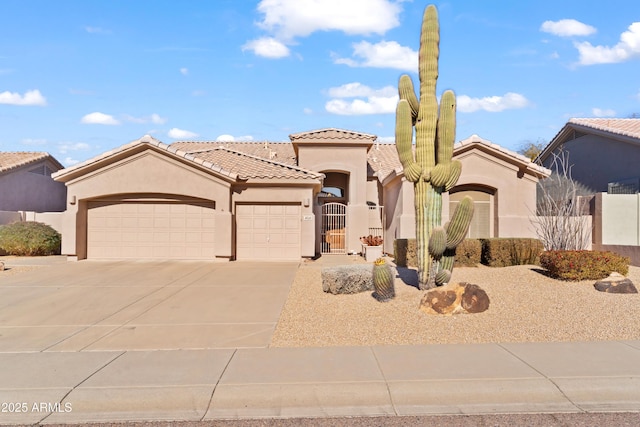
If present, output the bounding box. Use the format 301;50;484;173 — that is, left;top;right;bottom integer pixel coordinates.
537;118;640;194
0;152;66;218
52;129;549;261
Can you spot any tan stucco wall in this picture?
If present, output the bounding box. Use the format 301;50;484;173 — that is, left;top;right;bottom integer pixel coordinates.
0;160;66;212
231;185;317;257
59;149;232;259
544;134;639;192
385;147;541;241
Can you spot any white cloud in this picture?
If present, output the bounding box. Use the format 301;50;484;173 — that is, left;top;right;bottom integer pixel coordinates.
81;112;120;125
326;97;398;115
334;40;418;71
123;113;167;124
215;134;254;142
457;92;531;113
303;107;313;114
325;82;398;115
255;0;401;40
540;19;596;37
575;22;640;65
0;89;47;106
328;82;396;98
180;67;189;75
242;37;290;58
244;0;402;58
58;142;90;154
592;108;616;117
63;157;80;166
168;128;199;139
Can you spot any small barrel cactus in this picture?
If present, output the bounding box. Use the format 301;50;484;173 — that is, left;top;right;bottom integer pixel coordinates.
372;258;395;302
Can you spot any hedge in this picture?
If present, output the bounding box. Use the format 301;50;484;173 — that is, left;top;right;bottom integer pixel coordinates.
0;221;61;256
480;238;544;267
539;250;629;281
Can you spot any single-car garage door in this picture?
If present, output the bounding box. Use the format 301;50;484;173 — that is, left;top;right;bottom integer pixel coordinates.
87;201;216;259
236;204;301;261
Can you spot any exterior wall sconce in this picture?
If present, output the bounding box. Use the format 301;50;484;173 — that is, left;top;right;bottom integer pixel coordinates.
303;198;310;207
70;195;76;205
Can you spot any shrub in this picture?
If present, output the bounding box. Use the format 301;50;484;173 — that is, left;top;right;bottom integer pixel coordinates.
0;221;61;256
481;238;544;267
455;239;482;267
539;250;629;281
394;238;480;268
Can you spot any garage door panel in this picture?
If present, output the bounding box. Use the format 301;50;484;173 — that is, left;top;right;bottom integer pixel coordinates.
88;201;216;260
235;204;301;261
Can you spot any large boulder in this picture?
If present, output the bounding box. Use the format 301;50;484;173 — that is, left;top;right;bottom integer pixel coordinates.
594;272;638;294
420;282;490;315
322;264;374;295
0;261;4;271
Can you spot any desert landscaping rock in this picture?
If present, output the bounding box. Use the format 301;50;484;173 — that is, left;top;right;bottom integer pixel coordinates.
419;282;489;315
0;261;4;271
321;264;373;295
594;272;638;294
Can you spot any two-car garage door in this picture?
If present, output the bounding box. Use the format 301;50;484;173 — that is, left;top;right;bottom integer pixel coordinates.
86;201;301;261
87;201;216;259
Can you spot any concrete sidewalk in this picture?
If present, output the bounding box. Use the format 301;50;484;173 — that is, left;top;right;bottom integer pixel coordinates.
1;341;640;424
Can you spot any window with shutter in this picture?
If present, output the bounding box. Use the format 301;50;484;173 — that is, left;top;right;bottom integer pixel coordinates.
449;189;493;238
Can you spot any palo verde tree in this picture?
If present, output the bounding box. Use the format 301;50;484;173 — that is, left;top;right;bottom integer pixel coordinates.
395;4;474;290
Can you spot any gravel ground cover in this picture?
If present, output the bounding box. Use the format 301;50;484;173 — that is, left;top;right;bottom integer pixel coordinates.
271;259;640;347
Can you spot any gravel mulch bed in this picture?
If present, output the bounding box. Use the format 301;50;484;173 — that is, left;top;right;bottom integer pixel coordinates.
271;260;640;347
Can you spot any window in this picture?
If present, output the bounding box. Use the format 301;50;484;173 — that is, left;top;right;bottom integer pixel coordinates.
449;189;492;238
319;186;344;198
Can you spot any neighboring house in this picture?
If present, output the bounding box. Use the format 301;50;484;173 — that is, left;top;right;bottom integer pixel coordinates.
0;152;66;215
538;118;640;264
537;118;640;193
52;129;549;261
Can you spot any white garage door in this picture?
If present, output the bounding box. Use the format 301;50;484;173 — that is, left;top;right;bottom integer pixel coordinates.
87;201;216;259
236;204;301;261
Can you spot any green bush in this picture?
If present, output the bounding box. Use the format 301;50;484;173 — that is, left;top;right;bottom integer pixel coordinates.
394;238;480;268
481;238;544;267
0;221;61;256
539;250;629;281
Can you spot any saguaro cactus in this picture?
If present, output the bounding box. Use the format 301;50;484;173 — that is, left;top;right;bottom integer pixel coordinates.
395;4;474;290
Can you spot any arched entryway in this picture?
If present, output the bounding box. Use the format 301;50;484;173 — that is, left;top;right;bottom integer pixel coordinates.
317;171;350;254
449;185;496;238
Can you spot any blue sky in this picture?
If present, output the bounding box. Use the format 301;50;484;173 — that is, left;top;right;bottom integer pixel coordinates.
1;0;639;166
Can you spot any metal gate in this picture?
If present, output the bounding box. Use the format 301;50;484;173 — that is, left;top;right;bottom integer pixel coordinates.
321;202;347;254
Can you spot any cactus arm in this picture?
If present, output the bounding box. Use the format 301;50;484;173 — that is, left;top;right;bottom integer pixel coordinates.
437;90;456;165
446;196;474;249
399;75;419;123
395;100;422;182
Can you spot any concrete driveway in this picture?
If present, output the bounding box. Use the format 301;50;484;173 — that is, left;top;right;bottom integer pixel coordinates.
0;259;299;352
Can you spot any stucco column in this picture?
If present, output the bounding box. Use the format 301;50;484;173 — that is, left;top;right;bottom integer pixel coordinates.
347;204;369;254
60;201;79;259
215;211;232;259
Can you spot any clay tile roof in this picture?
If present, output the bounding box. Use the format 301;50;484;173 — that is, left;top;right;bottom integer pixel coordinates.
172;141;298;166
367;143;402;179
0;152;61;173
194;147;323;180
568;118;640;139
289;128;377;142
